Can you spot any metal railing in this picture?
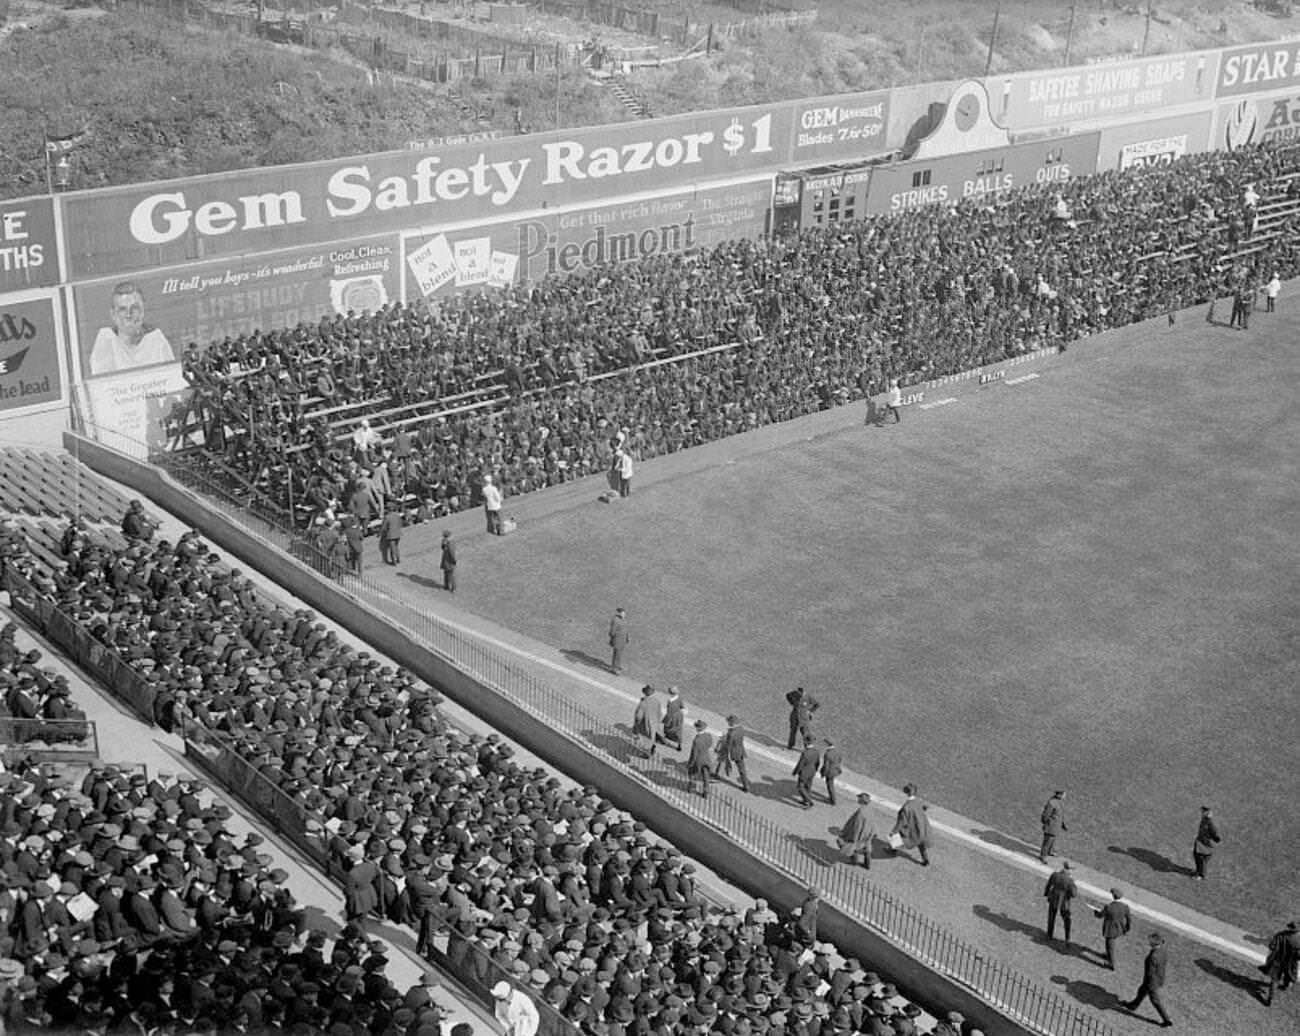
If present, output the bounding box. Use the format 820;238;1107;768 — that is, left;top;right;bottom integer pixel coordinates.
3;566;159;726
148;443;1115;1036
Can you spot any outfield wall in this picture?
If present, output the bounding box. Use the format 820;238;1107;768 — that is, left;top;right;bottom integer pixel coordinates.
2;38;1299;447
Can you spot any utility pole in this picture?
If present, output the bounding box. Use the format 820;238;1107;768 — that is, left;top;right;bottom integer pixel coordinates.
555;42;562;130
1141;0;1153;56
984;1;1001;77
1063;3;1077;66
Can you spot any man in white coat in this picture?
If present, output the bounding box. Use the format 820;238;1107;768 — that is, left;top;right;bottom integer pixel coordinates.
492;981;540;1036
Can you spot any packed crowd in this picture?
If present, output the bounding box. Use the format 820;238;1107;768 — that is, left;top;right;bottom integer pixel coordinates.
176;143;1300;527
1;515;963;1034
1;620;90;746
0;526;467;1035
0;756;467;1035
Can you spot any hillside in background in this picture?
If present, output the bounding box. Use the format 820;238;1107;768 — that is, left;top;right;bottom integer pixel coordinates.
636;0;1300;114
0;1;624;199
1;0;1298;198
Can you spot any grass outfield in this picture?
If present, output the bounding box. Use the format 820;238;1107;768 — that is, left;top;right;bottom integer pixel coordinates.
460;306;1300;938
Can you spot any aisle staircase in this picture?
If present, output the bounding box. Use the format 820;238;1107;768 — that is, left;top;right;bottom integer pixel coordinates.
594;71;655;119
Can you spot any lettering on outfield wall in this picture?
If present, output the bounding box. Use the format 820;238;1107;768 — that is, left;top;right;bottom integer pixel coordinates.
67;92;888;271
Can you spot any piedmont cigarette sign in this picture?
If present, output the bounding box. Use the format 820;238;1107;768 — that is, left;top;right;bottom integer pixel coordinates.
62;91;888;279
402;179;771;298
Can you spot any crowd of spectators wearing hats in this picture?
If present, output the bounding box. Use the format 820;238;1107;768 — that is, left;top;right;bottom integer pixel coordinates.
0;755;466;1036
176;143;1300;533
1;503;971;1033
0;528;473;1035
0;619;89;746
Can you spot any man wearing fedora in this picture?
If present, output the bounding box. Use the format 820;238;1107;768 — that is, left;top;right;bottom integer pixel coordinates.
686;719;715;798
1124;931;1173;1027
714;714;751;792
890;784;933;866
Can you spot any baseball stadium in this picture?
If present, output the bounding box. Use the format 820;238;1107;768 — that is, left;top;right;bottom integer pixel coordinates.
0;2;1298;1036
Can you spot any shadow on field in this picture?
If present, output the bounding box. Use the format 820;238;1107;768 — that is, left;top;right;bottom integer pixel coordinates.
561;647;615;674
1194;957;1270;1004
971;827;1038;858
581;726;643;766
1050;975;1128;1014
754;775;807;807
396;571;446;592
1107;845;1194;877
789;832;841;867
972;904;1082;957
748;730;792;753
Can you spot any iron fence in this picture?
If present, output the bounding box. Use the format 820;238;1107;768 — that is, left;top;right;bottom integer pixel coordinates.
145;440;1115;1036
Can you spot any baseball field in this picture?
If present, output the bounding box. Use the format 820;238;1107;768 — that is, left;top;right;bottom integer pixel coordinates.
449;300;1300;942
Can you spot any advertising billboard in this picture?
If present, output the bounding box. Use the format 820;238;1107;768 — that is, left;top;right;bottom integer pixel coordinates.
402;180;771;300
1216;41;1300;99
863;133;1100;215
60;92;888;280
989;52;1217;130
0;296;63;412
80;364;189;460
71;234;401;368
1214;93;1300;151
1095;111;1213;170
0;198;59;292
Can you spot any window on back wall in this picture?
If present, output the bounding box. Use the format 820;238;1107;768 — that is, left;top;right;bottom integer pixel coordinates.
911;169;932;188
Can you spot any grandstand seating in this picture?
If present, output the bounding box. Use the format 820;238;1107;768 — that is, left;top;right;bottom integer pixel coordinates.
1;468;953;1036
0;475;454;1032
166;143;1300;537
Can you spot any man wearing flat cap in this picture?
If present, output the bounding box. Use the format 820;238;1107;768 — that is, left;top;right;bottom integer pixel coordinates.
932;1010;965;1036
1044;861;1077;943
1123;932;1172;1027
1094;888;1131;971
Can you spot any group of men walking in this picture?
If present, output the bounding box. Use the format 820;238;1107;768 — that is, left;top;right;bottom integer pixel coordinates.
632;685;746;797
622;673;1293;1027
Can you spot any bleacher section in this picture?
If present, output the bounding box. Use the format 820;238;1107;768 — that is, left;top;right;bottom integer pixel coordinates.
0;451;979;1036
160;144;1300;541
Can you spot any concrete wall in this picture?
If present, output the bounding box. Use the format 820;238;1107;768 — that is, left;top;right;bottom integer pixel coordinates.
67;430;1037;1036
